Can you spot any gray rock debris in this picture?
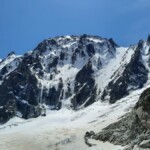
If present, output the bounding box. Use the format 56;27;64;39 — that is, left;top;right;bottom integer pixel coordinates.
85;87;150;149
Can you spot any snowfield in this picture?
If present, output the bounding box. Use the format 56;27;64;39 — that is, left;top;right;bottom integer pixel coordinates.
0;86;149;150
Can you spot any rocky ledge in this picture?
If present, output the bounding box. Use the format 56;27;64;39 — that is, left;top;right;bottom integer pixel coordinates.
85;87;150;149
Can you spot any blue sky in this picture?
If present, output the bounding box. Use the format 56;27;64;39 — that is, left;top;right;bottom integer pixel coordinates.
0;0;150;58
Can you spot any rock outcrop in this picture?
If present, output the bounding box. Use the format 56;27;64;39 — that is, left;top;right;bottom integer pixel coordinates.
102;40;148;103
86;87;150;149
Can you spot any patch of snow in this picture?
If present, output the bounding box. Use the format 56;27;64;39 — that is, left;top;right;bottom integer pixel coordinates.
0;54;21;70
87;37;103;43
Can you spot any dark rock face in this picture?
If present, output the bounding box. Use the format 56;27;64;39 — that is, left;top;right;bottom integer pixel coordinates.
147;35;150;44
102;41;148;103
71;61;97;109
7;51;15;57
48;56;59;69
42;79;64;110
86;44;95;57
0;93;16;123
88;87;150;149
109;38;118;48
34;40;47;53
0;53;45;122
0;69;41;121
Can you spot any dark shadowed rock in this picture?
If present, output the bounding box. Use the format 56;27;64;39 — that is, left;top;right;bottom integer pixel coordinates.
86;44;95;57
147;35;150;44
71;61;97;109
109;38;118;47
7;51;15;57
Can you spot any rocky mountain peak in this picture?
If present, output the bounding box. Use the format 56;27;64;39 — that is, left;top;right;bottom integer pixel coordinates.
7;51;16;57
147;35;150;44
0;35;150;124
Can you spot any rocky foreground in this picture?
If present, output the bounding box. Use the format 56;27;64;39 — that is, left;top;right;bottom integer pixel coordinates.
85;87;150;149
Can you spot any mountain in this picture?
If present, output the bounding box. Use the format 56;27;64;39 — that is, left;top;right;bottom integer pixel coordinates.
0;34;150;149
0;34;150;124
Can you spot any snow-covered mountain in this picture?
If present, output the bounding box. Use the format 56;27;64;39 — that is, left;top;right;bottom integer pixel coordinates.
0;34;150;123
1;34;150;149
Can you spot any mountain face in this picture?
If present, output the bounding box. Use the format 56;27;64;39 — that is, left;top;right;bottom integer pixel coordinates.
0;34;150;123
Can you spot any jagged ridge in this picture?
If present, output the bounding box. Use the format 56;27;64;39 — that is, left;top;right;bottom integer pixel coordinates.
0;34;150;123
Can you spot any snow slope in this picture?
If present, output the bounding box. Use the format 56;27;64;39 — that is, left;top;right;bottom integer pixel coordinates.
95;46;134;97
